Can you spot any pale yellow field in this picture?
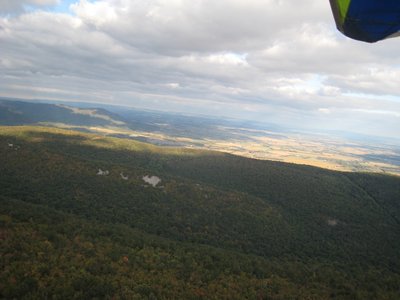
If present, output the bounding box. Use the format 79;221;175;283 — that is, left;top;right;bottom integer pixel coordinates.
40;123;400;176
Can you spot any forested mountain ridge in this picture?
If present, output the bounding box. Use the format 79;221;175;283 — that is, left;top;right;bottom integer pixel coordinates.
1;126;399;299
0;99;126;127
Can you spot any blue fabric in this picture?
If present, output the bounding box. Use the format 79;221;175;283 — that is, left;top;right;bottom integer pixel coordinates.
344;0;400;42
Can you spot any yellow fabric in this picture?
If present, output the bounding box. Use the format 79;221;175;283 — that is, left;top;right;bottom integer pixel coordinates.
338;0;351;23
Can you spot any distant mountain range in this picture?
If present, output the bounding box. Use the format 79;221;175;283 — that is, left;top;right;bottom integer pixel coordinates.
0;98;276;139
0;99;127;127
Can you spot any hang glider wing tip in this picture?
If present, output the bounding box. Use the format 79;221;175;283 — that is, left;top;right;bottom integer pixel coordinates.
329;0;400;43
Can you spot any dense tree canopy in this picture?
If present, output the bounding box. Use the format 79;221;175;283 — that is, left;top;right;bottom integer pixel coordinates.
1;126;399;299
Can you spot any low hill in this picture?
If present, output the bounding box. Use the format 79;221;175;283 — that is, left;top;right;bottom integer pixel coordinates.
1;126;399;299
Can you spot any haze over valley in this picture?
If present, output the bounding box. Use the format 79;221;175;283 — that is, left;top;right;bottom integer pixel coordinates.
2;98;399;175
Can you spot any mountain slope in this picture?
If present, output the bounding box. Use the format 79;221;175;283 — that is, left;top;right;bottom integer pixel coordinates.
0;99;126;127
1;126;399;299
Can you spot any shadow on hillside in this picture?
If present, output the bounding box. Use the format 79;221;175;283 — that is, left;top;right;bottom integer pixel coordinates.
9;128;217;164
27;130;87;141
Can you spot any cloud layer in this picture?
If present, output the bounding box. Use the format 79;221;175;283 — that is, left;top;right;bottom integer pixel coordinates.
1;0;399;138
0;0;59;14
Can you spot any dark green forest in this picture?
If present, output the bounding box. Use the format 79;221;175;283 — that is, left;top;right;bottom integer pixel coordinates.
1;126;399;299
0;100;124;127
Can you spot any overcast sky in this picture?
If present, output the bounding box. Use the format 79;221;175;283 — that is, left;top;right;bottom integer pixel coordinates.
1;0;399;139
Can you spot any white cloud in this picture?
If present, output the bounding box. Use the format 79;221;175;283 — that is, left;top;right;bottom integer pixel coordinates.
0;0;399;138
318;108;331;114
71;0;117;26
0;0;59;14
